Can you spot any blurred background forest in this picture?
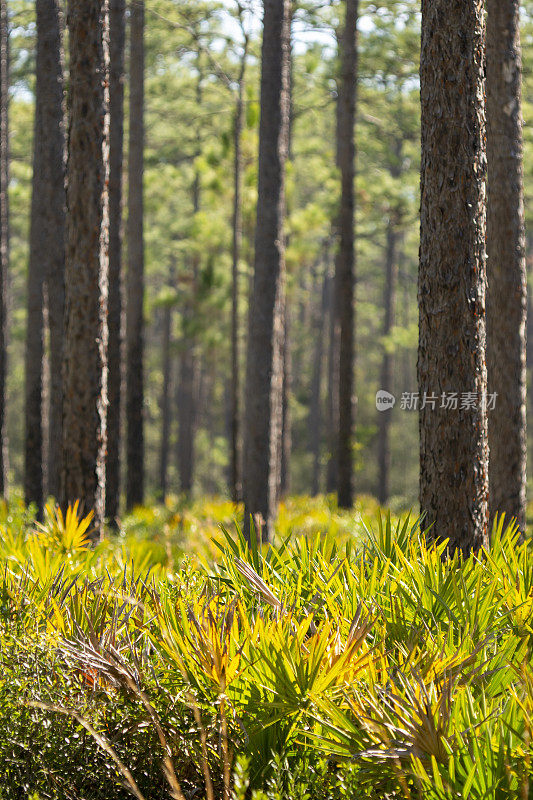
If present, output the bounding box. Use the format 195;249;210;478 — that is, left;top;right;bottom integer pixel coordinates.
6;0;533;511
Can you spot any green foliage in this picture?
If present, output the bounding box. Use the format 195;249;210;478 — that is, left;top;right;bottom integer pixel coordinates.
1;504;532;798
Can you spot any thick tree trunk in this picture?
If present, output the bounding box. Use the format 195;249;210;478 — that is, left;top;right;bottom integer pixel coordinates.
243;0;290;542
310;265;329;497
159;294;173;500
229;60;246;504
61;0;109;538
0;0;9;495
335;0;358;509
377;223;399;506
44;0;66;502
105;0;125;523
486;0;527;532
24;0;66;514
418;0;489;554
125;0;145;510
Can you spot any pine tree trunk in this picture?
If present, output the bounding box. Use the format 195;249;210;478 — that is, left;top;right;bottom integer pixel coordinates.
310;264;329;497
105;0;125;523
486;0;527;532
177;343;198;496
527;236;533;425
326;265;339;494
159;294;173;500
0;0;9;495
42;287;50;494
377;223;399;506
229;59;246;504
25;0;65;514
177;67;202;500
43;0;66;502
125;0;144;510
24;86;45;514
243;0;290;542
278;9;294;504
279;309;291;499
335;0;358;510
177;167;200;498
418;0;489;553
61;0;109;538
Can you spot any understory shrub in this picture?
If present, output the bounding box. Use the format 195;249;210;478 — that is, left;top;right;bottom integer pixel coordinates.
0;500;532;798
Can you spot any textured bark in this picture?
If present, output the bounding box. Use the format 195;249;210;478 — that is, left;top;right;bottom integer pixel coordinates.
229;47;247;504
527;236;533;426
24;0;66;513
486;0;526;532
279;309;292;499
105;0;126;523
335;0;358;509
44;0;66;502
61;0;109;538
310;264;329;497
418;0;489;553
326;260;339;495
125;0;145;509
278;9;294;504
243;0;290;542
527;236;533;373
158;299;173;500
42;287;50;495
24;99;45;514
377;223;399;506
0;0;9;495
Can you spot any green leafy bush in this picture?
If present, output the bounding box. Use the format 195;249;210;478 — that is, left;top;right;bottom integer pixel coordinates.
0;503;532;798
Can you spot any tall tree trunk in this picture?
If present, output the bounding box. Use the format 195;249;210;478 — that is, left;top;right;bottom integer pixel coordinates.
278;8;294;503
526;236;533;426
61;0;109;538
377;222;399;506
0;0;9;495
243;0;290;542
335;0;358;509
229;46;247;504
310;263;329;497
177;65;202;499
159;286;173;500
42;287;50;495
486;0;527;532
24;0;65;514
105;0;126;523
44;1;66;502
400;249;412;391
177;342;198;496
279;309;291;498
418;0;489;554
125;0;145;510
177;169;200;497
24;91;45;514
326;260;339;494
